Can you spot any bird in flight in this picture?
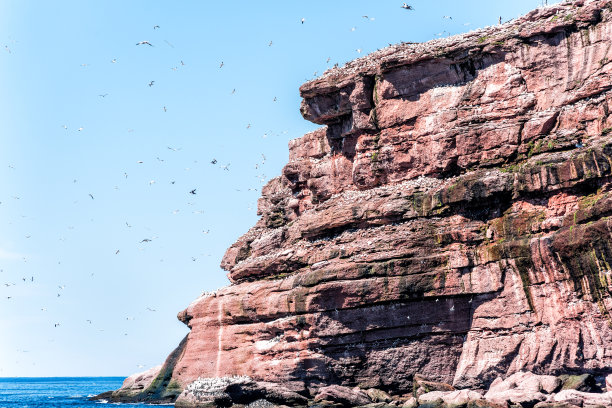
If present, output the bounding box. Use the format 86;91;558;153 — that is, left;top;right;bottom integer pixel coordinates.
148;80;155;87
146;307;156;312
219;61;224;68
189;189;197;195
111;58;117;63
136;41;153;46
301;18;305;24
140;239;152;243
99;94;108;98
153;25;160;30
443;15;453;20
401;3;413;10
88;193;94;200
210;159;217;164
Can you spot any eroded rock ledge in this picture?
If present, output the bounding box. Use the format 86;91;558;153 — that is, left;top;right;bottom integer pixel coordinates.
98;0;612;406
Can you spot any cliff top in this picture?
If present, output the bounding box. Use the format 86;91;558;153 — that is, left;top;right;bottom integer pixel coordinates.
301;0;608;98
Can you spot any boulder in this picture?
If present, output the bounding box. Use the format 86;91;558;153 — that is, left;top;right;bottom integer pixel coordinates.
365;388;393;403
313;385;372;407
414;375;455;397
552;389;612;406
606;374;612;392
560;374;598;393
485;388;546;408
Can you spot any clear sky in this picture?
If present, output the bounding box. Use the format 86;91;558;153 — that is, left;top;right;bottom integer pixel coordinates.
0;0;560;377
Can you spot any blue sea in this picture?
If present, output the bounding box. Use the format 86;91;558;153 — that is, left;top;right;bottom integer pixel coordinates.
0;377;173;407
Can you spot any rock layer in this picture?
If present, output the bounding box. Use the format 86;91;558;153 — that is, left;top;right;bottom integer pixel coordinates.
103;0;612;405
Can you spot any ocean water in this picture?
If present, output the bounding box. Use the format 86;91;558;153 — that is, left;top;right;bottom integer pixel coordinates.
0;377;173;407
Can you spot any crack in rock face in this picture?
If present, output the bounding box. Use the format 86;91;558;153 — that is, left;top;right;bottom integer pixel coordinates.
99;0;612;406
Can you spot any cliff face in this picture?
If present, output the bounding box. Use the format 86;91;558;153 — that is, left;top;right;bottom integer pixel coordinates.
106;0;612;405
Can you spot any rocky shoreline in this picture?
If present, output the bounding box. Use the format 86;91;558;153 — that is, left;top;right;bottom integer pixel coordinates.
93;369;612;407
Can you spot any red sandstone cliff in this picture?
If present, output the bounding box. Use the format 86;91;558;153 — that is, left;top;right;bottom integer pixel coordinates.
100;1;612;406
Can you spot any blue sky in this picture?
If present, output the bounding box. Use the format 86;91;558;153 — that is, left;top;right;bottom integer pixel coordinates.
0;0;558;377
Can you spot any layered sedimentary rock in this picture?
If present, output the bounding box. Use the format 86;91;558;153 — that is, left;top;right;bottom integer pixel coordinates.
103;0;612;405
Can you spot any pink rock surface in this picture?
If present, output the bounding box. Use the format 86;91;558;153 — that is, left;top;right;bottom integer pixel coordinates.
118;365;162;395
107;0;612;403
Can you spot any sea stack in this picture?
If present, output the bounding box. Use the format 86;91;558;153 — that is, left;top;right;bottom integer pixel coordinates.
98;1;612;406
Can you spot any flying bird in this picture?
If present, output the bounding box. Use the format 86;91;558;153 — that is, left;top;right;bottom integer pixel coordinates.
443;15;453;20
148;80;155;87
111;58;117;63
401;3;413;10
189;189;197;195
146;307;156;312
140;239;152;243
210;159;217;164
88;193;94;200
153;25;160;29
301;18;305;24
98;94;108;98
219;61;224;68
136;41;153;46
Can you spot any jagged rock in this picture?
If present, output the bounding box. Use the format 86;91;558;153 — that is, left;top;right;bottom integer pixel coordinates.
313;385;372;407
101;0;612;404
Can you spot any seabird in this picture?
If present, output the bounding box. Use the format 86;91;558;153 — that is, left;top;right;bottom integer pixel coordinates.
136;41;153;46
401;3;413;10
148;80;155;87
189;189;197;195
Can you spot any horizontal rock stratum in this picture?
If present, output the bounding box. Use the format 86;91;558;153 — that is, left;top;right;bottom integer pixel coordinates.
99;0;612;406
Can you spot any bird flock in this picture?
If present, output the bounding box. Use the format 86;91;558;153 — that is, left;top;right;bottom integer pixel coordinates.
0;1;547;373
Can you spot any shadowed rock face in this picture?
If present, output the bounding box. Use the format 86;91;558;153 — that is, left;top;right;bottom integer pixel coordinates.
103;0;612;404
